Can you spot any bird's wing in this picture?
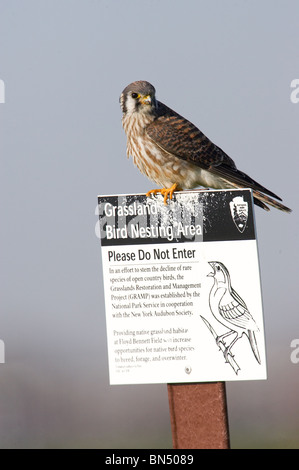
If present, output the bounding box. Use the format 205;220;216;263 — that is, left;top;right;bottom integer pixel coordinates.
147;102;236;169
219;289;258;331
146;102;282;201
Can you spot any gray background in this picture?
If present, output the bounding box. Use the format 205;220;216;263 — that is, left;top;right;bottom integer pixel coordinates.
0;0;298;448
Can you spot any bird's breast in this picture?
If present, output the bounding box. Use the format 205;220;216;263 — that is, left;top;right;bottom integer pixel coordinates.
209;285;227;312
122;114;206;189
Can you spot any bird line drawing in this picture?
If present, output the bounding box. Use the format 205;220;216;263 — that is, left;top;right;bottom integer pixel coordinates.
120;80;291;213
201;261;261;374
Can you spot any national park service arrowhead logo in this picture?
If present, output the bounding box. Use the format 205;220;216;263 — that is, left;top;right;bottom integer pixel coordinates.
229;196;248;233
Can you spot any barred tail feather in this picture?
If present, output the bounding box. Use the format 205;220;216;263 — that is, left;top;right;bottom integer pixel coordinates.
253;190;292;213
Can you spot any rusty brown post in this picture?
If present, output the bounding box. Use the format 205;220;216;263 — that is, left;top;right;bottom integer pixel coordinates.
167;382;230;449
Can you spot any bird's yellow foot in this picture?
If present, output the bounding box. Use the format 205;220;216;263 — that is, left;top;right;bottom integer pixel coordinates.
146;183;178;205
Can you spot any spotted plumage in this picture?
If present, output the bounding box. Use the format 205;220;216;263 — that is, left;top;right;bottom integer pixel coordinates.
120;80;291;212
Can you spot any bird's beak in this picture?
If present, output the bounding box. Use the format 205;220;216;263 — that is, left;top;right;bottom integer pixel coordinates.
141;95;152;105
207;262;215;277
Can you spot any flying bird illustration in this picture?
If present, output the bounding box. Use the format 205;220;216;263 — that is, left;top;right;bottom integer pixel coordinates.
120;80;291;212
207;261;261;364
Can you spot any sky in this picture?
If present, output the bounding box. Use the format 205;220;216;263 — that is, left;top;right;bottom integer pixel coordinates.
0;0;299;448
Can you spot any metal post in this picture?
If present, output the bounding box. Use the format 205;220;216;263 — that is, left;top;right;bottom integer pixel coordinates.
167;382;230;449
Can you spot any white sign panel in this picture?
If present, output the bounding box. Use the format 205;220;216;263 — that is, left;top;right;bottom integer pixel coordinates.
97;189;267;384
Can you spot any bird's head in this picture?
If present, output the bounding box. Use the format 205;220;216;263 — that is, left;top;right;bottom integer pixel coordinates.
207;261;230;285
120;81;157;116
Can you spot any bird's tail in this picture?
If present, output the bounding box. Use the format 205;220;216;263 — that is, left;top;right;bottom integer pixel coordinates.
253;189;292;213
248;330;261;364
211;162;292;213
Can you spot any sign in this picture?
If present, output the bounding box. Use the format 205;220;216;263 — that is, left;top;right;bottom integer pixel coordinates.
97;189;267;385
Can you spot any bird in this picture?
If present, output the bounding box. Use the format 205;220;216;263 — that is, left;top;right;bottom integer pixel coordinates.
207;261;261;364
120;80;291;212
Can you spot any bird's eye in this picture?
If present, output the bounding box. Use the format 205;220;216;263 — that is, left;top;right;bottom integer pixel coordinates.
216;265;220;271
131;93;139;99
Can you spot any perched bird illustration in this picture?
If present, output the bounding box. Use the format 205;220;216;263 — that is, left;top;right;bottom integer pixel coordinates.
120;80;291;212
208;261;261;364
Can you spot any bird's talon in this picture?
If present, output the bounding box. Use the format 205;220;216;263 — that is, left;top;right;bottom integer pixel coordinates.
224;349;233;363
146;189;159;198
146;184;178;205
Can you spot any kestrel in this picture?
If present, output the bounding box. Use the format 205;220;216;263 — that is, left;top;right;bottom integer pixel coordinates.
208;261;261;364
120;80;291;212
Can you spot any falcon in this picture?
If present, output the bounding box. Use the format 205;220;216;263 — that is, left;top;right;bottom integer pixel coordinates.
120;80;291;212
208;261;261;364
